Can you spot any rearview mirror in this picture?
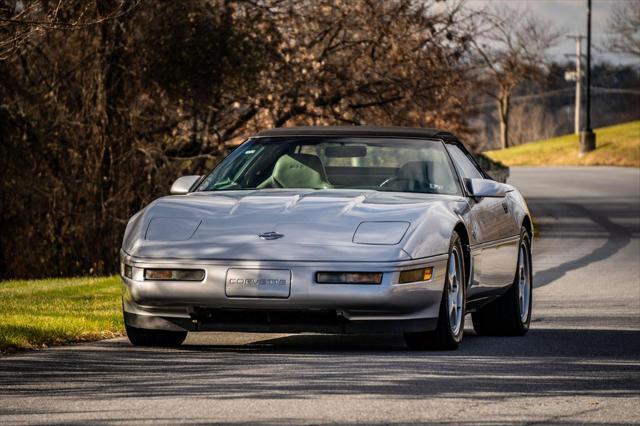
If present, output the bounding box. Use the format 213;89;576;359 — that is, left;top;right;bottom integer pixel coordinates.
325;145;367;158
170;175;201;195
464;178;512;198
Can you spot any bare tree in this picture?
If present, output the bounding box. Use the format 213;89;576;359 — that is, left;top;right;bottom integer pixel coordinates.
230;0;475;132
0;0;479;278
469;6;559;149
0;0;138;60
509;102;559;146
604;0;640;58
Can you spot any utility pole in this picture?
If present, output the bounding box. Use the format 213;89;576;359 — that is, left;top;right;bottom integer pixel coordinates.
580;0;596;154
566;35;585;135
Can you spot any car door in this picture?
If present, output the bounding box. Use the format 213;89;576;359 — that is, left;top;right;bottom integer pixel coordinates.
445;143;520;299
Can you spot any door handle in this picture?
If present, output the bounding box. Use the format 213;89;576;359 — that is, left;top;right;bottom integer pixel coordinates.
502;202;509;214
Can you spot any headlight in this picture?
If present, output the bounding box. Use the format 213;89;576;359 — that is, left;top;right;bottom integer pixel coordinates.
353;221;410;245
316;272;383;284
398;267;433;284
144;269;205;281
145;217;201;241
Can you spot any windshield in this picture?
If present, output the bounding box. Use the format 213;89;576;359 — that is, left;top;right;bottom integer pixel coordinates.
196;137;461;195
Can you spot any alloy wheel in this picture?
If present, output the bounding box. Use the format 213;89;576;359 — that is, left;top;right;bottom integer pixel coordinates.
518;243;531;322
448;248;464;335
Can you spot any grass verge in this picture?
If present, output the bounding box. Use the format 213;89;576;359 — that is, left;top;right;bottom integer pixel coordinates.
485;121;640;167
0;276;123;354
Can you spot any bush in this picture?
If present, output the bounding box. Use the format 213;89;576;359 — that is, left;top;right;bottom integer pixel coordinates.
474;154;510;183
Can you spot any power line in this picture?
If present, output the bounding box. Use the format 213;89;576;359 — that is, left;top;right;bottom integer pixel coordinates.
468;86;639;110
591;86;640;95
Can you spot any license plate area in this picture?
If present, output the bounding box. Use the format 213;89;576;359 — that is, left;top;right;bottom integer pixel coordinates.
225;269;291;299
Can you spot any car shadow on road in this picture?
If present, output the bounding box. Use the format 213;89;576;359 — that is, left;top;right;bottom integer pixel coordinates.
527;196;637;288
1;328;639;405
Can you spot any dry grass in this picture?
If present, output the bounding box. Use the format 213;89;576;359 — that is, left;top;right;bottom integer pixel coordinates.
485;121;640;167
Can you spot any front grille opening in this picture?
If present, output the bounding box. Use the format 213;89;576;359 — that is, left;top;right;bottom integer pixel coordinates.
191;308;343;326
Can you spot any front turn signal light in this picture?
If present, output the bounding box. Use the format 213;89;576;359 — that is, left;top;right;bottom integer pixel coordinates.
398;267;433;284
122;263;133;279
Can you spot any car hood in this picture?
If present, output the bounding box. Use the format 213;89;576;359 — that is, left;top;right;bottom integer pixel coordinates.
122;189;464;262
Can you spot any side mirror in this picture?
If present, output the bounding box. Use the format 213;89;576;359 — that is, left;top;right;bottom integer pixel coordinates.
170;175;201;195
465;178;512;198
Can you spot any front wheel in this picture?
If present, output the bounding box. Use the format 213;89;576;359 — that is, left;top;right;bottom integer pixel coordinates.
472;227;532;336
125;322;187;347
404;232;465;350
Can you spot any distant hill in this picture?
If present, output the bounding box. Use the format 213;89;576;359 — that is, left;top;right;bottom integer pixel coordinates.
485;121;640;167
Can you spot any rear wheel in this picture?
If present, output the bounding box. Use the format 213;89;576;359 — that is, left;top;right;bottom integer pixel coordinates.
404;232;465;350
125;322;187;347
472;227;532;336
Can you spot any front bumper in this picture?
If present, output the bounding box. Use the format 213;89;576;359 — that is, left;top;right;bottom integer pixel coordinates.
120;251;448;334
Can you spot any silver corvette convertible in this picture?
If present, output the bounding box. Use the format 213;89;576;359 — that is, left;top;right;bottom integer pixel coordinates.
120;126;533;350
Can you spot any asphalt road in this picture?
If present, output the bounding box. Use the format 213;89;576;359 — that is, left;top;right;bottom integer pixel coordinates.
1;166;639;425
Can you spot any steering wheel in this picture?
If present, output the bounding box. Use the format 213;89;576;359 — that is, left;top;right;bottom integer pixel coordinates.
378;177;419;191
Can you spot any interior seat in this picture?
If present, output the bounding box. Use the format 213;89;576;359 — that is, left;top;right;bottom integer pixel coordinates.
395;160;452;193
395;161;430;192
257;153;332;189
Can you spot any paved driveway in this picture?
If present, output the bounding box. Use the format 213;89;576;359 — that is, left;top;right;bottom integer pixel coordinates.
1;166;639;424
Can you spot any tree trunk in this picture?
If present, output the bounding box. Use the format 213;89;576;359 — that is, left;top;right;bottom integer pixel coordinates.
497;90;510;149
97;0;127;274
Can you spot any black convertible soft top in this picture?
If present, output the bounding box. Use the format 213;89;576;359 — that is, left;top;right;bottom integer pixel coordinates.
255;126;460;142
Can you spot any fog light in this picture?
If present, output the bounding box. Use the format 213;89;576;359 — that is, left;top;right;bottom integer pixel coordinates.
398;267;433;284
144;269;205;281
316;272;383;284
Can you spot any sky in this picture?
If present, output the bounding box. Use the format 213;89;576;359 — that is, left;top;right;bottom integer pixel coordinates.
465;0;639;65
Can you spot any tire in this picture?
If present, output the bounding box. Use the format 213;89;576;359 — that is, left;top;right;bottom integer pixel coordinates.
472;227;532;336
404;232;466;350
125;322;187;347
